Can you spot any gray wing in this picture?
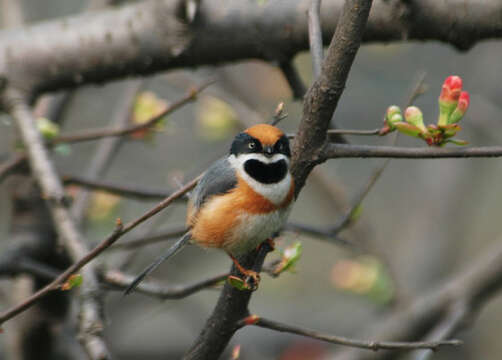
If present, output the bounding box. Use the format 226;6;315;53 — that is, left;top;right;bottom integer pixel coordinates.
191;157;238;211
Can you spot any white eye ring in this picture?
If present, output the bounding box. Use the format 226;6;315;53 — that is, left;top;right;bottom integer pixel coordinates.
248;142;256;149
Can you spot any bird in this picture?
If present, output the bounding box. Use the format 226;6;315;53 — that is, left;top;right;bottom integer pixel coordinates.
125;124;295;294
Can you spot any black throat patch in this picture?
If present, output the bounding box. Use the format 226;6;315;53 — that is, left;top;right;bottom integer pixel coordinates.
244;159;288;184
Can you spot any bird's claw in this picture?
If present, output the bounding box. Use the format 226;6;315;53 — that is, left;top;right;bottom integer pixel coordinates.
243;270;261;291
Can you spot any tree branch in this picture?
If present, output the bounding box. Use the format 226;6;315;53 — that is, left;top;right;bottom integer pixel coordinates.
0;153;27;183
291;0;373;195
0;0;500;99
52;81;212;144
323;144;502;159
63;174;177;201
332;237;502;360
101;270;227;300
0;175;198;325
238;316;461;351
308;0;323;79
184;1;373;358
3;88;111;359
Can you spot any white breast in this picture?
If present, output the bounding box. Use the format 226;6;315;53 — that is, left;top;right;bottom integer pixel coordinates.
228;153;292;205
225;205;292;256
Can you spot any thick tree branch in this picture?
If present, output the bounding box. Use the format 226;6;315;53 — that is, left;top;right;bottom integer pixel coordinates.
0;0;500;99
184;1;373;359
3;88;111;359
291;0;373;195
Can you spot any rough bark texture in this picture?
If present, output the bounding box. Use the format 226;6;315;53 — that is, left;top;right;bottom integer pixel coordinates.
0;0;501;100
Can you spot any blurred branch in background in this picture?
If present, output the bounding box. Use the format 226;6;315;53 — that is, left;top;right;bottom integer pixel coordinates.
4;88;111;359
332;237;502;360
70;81;142;225
1;0;499;100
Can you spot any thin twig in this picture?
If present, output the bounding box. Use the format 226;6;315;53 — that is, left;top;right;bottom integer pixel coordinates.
111;225;187;250
71;80;143;224
323;144;502;159
0;153;27;183
63;174;177;201
308;0;323;79
51;80;213;144
328;128;380;136
0;175;199;325
0;221;123;325
412;301;468;360
238;316;462;351
102;270;227;299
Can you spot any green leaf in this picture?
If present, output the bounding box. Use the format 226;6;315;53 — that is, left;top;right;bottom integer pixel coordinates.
394;122;423;138
274;242;303;274
350;204;363;222
37;117;60;140
61;274;83;291
227;275;251;291
445;138;469;146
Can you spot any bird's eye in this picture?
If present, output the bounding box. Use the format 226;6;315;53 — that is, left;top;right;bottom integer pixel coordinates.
277;143;284;151
248;142;256;149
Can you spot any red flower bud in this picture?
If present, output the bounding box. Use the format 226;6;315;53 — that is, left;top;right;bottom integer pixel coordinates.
438;76;463;126
448;91;470;124
457;91;470;112
440;76;463;103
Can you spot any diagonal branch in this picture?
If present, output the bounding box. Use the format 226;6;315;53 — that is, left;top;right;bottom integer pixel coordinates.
291;0;373;195
3;87;111;359
52;81;213;144
332;237;502;360
184;1;373;359
0;174;199;325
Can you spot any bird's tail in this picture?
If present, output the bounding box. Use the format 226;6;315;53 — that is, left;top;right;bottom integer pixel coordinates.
124;232;191;295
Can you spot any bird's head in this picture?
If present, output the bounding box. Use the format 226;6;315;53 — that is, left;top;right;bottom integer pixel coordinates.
229;124;291;184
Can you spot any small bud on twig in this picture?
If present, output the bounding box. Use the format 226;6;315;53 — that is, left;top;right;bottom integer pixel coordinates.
438;75;462;126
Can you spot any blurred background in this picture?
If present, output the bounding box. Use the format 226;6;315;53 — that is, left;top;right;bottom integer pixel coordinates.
1;1;502;359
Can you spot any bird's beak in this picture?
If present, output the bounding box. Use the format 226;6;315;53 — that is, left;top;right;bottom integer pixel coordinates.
263;145;274;157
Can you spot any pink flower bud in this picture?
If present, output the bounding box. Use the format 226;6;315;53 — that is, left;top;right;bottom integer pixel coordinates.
457;91;470;113
440;76;463;103
438;75;463;126
448;91;470;124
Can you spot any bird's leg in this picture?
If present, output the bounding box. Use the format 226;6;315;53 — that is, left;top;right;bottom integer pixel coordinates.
227;253;261;290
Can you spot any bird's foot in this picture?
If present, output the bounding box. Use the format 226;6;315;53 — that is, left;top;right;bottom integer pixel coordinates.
241;269;261;291
228;254;261;291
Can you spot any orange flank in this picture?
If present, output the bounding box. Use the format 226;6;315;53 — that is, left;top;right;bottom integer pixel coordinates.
188;174;293;250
